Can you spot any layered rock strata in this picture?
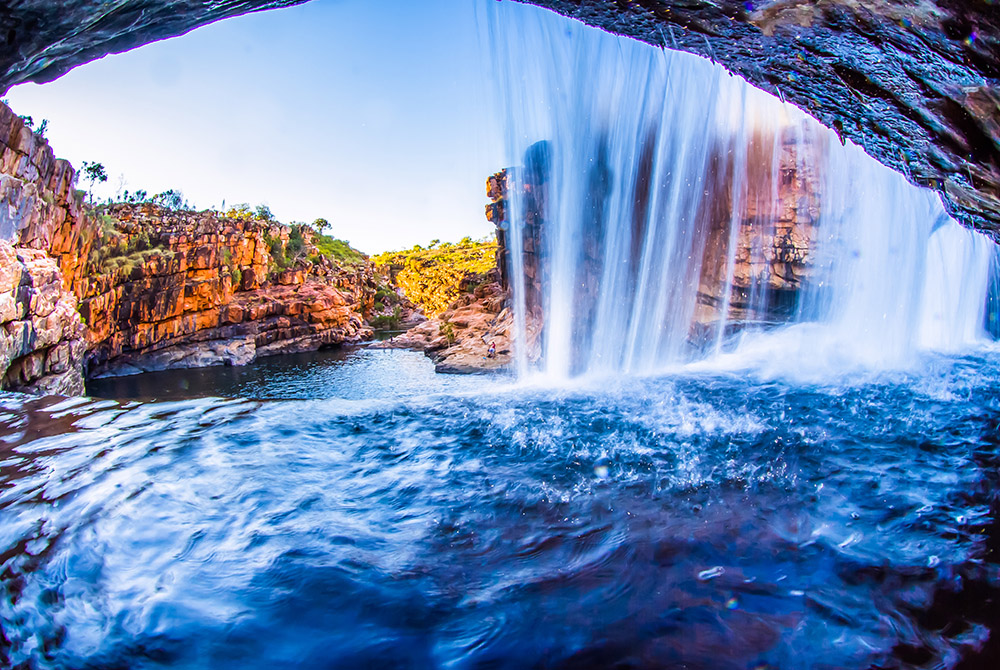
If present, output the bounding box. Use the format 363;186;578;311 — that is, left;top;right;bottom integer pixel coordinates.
0;104;90;394
693;125;820;332
0;101;376;395
79;205;375;379
0;245;87;394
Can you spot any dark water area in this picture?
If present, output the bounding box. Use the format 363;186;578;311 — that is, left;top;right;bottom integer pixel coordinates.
86;348;488;402
3;348;1000;669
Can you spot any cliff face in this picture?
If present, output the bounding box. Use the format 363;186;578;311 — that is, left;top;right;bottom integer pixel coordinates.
378;269;513;374
79;205;375;379
0;1;996;241
0;101;376;396
0;104;90;394
694;126;821;330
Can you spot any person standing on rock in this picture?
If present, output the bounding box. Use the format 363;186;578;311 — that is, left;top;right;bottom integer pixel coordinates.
487;341;496;359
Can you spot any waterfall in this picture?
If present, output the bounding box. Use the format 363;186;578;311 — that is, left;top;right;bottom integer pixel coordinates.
484;2;999;379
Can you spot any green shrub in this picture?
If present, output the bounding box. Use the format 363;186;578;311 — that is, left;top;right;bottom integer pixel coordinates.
374;288;398;305
255;204;274;221
85;211;168;276
127;233;150;253
287;226;305;261
313;233;366;266
224;203;253;221
265;234;288;269
440;321;456;344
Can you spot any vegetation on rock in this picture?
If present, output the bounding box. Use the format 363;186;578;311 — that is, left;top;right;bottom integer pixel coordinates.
310;231;366;267
373;236;498;317
85;210;170;276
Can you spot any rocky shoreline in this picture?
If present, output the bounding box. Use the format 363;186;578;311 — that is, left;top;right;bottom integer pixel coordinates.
0;97;517;396
372;270;514;375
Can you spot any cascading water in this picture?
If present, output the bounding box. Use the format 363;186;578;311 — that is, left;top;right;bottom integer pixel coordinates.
485;2;999;380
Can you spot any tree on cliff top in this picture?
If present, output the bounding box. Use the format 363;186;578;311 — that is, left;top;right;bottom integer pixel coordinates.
151;189;185;210
81;161;108;205
255;204;274;221
224;203;279;222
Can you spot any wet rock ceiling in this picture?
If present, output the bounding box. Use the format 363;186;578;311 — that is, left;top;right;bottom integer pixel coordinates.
1;0;997;237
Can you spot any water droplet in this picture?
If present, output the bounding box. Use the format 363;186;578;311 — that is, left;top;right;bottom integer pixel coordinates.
698;566;725;581
928;555;940;568
594;456;611;479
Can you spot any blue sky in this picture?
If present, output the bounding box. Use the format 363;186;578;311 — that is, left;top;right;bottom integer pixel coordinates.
5;0;509;254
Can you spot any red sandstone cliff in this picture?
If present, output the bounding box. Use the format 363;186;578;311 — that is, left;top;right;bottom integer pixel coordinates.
79;204;375;379
0;103;90;394
375;269;514;374
0;101;378;395
370;124;824;375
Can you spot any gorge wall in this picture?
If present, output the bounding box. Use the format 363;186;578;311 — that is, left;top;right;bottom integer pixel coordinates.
0;1;996;242
80;205;376;380
0;101;377;396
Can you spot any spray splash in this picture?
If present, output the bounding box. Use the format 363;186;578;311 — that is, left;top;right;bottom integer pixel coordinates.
484;2;998;381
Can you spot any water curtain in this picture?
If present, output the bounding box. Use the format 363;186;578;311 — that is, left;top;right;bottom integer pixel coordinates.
485;2;998;379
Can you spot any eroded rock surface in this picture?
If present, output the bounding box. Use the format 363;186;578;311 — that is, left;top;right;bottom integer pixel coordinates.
375;270;514;374
488;122;825;365
0;1;308;89
2;0;996;237
79;204;375;379
0;100;376;395
0;103;90;394
0;244;87;394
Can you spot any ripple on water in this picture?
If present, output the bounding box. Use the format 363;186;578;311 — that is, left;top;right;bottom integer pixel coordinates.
1;349;1000;668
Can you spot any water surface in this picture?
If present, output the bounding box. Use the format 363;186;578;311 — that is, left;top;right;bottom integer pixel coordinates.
87;348;490;402
3;347;1000;669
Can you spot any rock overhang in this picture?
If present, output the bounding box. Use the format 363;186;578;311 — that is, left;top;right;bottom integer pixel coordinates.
0;0;997;238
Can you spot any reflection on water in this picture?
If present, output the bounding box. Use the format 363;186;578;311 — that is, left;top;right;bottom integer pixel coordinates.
87;347;494;402
3;347;1000;668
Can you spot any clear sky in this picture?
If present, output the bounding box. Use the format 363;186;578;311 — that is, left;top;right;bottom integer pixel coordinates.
5;0;509;254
